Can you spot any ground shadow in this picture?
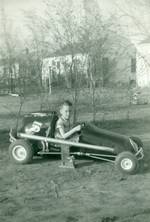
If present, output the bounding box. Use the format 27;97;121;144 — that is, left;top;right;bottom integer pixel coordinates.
32;155;95;168
75;159;94;168
32;154;60;164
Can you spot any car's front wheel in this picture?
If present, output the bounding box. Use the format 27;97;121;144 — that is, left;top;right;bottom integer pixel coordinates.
9;139;34;164
115;151;139;175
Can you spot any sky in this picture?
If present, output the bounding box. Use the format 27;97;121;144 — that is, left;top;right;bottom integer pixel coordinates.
0;0;149;45
0;0;140;27
0;0;113;41
2;0;45;14
1;0;45;25
1;0;115;26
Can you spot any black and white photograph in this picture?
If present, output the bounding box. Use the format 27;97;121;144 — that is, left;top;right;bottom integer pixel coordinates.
0;0;149;221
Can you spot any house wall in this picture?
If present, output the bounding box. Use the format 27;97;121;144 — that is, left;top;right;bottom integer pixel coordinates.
42;50;136;88
108;55;136;85
136;44;150;87
42;53;88;89
102;38;136;85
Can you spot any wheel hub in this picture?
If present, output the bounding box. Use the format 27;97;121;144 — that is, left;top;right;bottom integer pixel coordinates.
121;158;133;170
12;145;27;161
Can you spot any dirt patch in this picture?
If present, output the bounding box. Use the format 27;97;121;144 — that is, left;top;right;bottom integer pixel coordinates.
1;119;150;222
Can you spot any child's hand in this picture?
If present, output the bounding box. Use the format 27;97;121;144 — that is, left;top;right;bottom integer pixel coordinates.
74;125;81;132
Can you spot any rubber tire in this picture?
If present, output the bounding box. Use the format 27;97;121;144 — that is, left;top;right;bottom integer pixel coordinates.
9;139;34;164
115;151;139;175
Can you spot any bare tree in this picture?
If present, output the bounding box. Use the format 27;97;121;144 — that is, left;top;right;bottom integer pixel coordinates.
42;0;134;122
115;0;150;38
23;10;49;93
79;10;121;121
44;0;85;123
0;3;19;93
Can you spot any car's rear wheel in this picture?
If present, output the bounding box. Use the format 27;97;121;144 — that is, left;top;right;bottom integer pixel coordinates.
9;139;34;164
115;151;139;175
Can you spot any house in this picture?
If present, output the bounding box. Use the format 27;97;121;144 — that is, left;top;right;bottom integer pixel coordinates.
42;53;88;90
42;34;137;91
134;37;150;87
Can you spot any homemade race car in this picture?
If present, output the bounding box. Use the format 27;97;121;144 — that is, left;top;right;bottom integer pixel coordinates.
9;111;144;174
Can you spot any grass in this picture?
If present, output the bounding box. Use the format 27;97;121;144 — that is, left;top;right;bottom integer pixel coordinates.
1;88;150;222
1;116;150;222
0;87;150;130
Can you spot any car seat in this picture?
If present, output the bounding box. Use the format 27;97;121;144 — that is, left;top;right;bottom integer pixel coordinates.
49;113;58;138
46;113;58;138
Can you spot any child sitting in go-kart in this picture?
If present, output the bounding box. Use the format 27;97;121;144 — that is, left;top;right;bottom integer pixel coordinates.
55;100;81;142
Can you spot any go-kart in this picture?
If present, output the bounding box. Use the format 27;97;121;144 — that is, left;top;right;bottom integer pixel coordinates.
9;111;144;174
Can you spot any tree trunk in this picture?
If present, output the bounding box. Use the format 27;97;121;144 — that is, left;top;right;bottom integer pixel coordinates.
91;80;96;122
72;88;78;124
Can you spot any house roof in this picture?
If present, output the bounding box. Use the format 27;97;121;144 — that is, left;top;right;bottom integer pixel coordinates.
140;37;150;44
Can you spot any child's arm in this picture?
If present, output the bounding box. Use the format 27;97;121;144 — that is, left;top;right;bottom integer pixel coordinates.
58;125;81;139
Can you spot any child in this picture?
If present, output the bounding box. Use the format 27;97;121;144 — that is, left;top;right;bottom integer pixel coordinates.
55;100;81;142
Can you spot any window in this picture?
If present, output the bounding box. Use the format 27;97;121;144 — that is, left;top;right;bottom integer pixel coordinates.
102;57;109;75
131;58;136;73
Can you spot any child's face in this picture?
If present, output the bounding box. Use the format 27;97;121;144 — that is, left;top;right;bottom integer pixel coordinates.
60;105;71;120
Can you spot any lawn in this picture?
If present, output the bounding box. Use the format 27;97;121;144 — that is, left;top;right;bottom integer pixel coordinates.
1;89;150;222
0;116;150;222
1;87;150;130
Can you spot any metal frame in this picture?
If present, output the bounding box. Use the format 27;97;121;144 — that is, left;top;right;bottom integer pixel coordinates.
17;133;144;168
135;147;144;160
37;150;117;164
18;133;116;168
18;133;115;153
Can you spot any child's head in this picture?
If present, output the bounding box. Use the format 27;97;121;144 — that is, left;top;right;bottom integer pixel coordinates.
59;100;72;120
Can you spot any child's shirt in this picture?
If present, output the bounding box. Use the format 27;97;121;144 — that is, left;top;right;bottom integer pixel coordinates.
55;117;70;139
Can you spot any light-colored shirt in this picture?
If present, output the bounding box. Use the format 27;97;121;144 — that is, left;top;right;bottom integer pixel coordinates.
55;117;70;139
